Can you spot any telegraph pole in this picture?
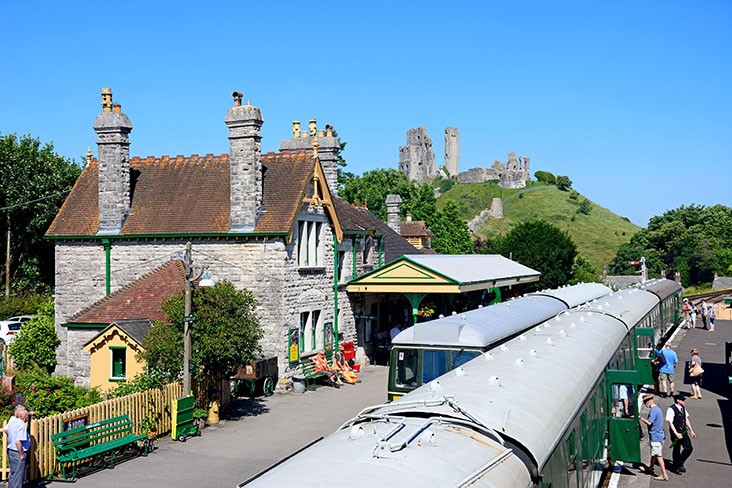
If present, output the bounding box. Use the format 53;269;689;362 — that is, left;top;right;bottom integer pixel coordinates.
183;241;193;396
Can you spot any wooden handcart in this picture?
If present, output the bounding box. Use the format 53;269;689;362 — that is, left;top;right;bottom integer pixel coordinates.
232;356;279;397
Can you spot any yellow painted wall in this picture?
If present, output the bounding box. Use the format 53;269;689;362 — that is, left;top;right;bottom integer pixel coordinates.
85;328;145;393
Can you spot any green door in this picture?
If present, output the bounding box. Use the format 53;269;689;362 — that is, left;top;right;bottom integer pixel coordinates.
608;416;641;462
635;327;655;385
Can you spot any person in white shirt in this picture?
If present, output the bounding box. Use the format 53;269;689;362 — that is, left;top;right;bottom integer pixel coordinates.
5;405;30;488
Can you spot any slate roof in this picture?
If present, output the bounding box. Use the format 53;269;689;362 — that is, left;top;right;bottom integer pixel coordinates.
69;260;186;325
47;150;316;237
334;197;422;263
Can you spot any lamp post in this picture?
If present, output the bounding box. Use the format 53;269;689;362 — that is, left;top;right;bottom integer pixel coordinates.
182;242;213;397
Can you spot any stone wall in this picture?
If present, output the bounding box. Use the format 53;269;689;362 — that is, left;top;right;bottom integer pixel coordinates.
398;127;436;183
456;152;530;189
55;205;363;385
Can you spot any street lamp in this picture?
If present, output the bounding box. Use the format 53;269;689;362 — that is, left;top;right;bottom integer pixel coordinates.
182;241;213;397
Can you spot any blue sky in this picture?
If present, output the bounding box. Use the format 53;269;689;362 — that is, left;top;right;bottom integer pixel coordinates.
2;1;730;227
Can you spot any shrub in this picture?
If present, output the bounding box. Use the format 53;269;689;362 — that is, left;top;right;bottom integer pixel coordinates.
534;170;556;185
556;175;572;191
13;366;102;418
8;300;59;372
578;199;592;215
569;190;579;200
108;372;167;399
439;179;455;193
0;294;50;320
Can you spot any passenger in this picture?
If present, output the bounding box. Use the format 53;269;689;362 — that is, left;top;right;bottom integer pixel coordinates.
708;305;715;332
390;323;403;341
657;344;678;398
699;301;708;329
333;347;360;384
666;395;696;475
682;299;691;329
688;349;704;399
311;352;341;388
639;394;669;481
689;303;698;328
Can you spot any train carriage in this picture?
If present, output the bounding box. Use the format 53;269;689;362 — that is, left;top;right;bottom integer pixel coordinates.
388;283;611;400
241;280;681;488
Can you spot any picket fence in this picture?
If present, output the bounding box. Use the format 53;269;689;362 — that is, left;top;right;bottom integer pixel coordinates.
0;375;231;482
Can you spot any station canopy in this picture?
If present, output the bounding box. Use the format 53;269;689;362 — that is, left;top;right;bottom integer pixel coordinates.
347;254;540;294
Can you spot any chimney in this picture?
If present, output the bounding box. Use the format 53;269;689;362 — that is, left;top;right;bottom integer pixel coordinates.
225;91;264;232
385;194;402;234
94;87;132;235
279;121;341;196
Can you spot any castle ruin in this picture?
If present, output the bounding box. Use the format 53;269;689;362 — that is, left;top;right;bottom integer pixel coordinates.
398;126;530;189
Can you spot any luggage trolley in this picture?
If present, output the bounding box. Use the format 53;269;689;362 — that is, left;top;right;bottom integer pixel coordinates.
232;356;279;397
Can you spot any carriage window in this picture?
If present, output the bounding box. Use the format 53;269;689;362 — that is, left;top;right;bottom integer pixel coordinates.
637;336;653;359
611;384;636;418
422;349;448;384
394;349;418;388
450;349;480;369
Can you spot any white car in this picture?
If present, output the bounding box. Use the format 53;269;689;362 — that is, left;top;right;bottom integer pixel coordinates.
0;315;34;345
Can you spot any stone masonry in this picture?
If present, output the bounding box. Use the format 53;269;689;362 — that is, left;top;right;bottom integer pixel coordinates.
398;126;436;183
444;127;459;177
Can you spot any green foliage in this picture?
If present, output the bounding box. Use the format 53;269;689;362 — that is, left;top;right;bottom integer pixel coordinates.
577;199;592;215
568;190;579;200
570;255;600;284
140;321;183;382
494;220;578;290
534;170;556;185
438;179;455;193
430;200;473;254
0;293;49;319
555;175;572;191
8;298;58;372
0;133;82;293
12;366;102;418
107;371;167;399
403;183;438;225
142;281;264;380
341;169;413;220
608;204;732;286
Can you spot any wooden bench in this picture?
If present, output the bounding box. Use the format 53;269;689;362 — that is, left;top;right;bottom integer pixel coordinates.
51;414;148;481
300;349;334;390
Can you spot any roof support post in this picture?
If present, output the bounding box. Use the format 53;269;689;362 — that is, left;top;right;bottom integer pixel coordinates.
403;293;428;326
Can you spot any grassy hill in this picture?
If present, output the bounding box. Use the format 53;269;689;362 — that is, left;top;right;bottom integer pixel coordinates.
438;182;641;272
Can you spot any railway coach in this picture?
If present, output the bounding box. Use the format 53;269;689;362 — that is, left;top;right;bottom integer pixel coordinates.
239;280;681;488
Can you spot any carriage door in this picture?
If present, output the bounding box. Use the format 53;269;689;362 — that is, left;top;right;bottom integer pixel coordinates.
606;374;641;463
635;328;655;385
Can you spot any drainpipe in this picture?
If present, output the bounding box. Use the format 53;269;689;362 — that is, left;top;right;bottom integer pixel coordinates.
103;239;112;295
351;236;358;279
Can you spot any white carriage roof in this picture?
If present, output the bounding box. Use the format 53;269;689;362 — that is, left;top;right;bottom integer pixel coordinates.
392;295;565;348
531;282;612;308
378;287;658;469
347;254;540;294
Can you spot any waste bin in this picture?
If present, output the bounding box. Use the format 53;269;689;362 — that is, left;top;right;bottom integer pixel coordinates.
292;375;306;394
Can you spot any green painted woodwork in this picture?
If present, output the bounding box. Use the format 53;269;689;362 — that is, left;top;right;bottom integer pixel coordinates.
103;239;111;296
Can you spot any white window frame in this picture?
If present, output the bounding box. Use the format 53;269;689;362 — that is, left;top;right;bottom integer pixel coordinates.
299;309;323;355
297;219;325;269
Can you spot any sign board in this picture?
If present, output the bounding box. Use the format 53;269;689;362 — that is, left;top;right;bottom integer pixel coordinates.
324;321;333;353
63;414;89;431
627;261;640;265
288;328;300;364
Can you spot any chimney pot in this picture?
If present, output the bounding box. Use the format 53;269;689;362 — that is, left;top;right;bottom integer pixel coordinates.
113;104;121;113
232;91;243;106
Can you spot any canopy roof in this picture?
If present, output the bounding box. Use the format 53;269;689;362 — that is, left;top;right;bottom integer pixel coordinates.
347;254;540;294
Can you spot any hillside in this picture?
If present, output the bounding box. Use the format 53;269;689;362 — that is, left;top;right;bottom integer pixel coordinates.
438;182;641;272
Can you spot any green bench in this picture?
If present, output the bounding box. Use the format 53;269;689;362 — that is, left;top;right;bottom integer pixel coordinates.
300;349;334;390
51;414;148;481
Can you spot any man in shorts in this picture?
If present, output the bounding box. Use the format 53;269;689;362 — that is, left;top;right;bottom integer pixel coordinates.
640;394;669;481
658;344;678;398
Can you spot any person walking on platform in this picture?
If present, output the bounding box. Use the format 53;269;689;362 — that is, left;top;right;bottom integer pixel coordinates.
708;305;716;331
640;394;669;481
689;348;704;399
700;301;708;329
666;395;696;475
682;299;691;328
657;344;678;398
690;303;698;328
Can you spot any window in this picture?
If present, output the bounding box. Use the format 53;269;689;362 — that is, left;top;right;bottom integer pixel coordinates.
299;310;323;355
422;350;448;384
297;220;325;268
110;347;126;380
338;251;346;283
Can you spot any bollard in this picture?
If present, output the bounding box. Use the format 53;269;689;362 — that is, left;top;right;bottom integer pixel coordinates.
207;401;220;425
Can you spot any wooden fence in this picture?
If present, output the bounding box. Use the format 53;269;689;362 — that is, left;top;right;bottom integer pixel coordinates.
0;374;232;482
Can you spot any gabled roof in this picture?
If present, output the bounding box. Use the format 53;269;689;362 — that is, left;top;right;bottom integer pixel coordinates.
347;254;540;294
400;220;434;238
67;260;186;326
46;150;338;239
334;197;422;262
83;319;152;350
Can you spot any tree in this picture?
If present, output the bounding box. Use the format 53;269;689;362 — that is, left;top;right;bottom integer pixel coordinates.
430;200;473;254
534;170;556;185
494;220;578;290
340;169;413;220
577;199;592;215
141;280;264;381
555;175;572;191
608;204;732;285
8;298;59;372
0;133;81;293
570;255;600;284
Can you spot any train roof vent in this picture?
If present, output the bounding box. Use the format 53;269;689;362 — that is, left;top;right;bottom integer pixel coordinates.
429;380;442;393
500;344;510;352
546;338;555;346
570;322;577;328
418;431;437;447
559;329;567;337
484;352;495;361
454;367;466;377
519;334;527;341
529;349;538;357
514;358;525;368
349;425;365;439
488;375;500;386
